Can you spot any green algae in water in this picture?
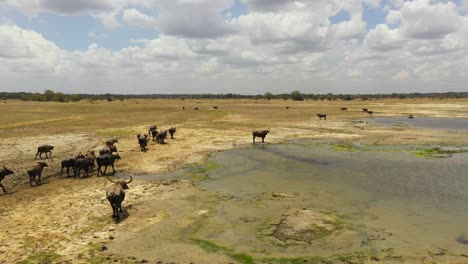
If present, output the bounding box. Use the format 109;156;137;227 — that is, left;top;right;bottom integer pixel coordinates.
414;147;468;158
190;239;254;264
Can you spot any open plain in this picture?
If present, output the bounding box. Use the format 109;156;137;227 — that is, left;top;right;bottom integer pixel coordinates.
1;98;468;263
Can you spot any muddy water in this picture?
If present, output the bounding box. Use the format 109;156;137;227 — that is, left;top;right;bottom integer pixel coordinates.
369;117;468;132
198;143;468;258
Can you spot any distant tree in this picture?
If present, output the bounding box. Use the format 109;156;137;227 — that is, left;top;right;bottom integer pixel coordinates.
53;92;67;102
290;90;304;101
264;92;274;100
44;90;55;101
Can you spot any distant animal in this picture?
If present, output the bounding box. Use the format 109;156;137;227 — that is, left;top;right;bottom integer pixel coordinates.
317;113;327;120
409;114;414;119
213;106;218;109
362;108;369;112
182;106;185;110
194;107;199;110
99;148;111;155
151;129;158;141
61;157;79;177
138;134;148;151
286;106;290;109
96;153;121;177
74;158;90;178
85;151;96;169
340;107;347;111
148;125;157;138
106;175;132;221
367;110;374;116
168;127;176;139
107;144;118;153
252;130;270;143
35;145;54;160
27;162;48;186
106;139;118;147
156;130;167;144
0;166;14;193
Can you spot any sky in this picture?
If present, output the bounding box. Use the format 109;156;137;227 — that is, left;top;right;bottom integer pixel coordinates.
0;0;468;95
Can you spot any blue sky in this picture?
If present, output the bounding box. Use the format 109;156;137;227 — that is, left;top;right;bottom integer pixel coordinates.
0;0;468;94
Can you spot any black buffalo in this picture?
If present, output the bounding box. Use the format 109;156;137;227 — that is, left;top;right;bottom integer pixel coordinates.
106;175;132;221
0;166;14;193
27;162;48;186
168;127;176;139
252;130;270;143
156;130;167;144
96;153;121;177
35;145;54;160
317;113;327;120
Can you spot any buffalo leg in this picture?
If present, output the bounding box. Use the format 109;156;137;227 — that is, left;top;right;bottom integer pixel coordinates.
0;183;6;193
103;165;108;176
34;152;39;160
111;164;116;174
262;136;265;143
60;166;64;177
253;135;256;143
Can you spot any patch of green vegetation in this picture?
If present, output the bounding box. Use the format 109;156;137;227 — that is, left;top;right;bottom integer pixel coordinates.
191;239;254;264
195;160;222;173
261;256;326;264
18;251;61;264
332;143;354;152
260;251;372;264
73;215;113;236
392;122;408;127
414;147;468;158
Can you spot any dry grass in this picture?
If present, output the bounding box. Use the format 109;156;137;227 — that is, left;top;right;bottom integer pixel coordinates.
0;98;467;263
1;98;467;138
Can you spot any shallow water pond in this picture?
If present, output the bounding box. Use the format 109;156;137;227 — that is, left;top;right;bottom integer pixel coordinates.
368;116;468;132
196;143;468;260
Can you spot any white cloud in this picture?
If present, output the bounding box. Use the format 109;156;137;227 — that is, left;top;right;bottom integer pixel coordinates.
122;8;156;29
399;0;463;39
328;14;367;39
1;0;468;94
364;24;404;51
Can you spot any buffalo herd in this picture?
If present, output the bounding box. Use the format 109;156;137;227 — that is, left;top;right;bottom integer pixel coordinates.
0;106;397;220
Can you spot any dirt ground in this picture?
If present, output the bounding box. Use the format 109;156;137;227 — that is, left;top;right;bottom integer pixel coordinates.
0;98;467;263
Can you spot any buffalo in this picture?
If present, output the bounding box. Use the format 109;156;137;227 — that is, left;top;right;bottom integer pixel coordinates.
213;106;218;109
35;145;54;160
96;153;121;177
252;130;270;143
106;175;132;221
194;107;199;110
168;127;176;139
60;154;83;178
362;108;369;112
106;139;118;147
409;114;414;119
27;162;48;186
317;113;327;120
74;158;90;178
156;130;167;144
0;166;14;193
340;107;347;111
138;134;148;151
148;126;157;138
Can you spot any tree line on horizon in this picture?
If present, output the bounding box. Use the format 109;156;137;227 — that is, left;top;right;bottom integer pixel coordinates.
1;90;467;102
